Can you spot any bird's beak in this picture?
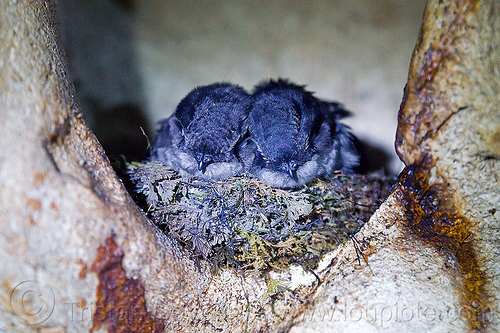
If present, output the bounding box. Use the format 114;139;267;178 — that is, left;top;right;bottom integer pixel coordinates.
198;158;206;173
287;164;298;181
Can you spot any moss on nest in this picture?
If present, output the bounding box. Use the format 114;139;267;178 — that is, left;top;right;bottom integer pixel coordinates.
128;161;395;273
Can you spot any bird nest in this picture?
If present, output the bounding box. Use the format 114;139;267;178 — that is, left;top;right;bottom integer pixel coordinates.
127;161;394;273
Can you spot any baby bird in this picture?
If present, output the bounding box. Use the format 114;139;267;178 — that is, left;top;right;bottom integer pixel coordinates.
247;79;360;188
151;83;251;180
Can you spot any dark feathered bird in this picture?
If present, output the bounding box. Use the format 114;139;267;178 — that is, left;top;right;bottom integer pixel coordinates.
246;79;360;188
151;83;251;180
